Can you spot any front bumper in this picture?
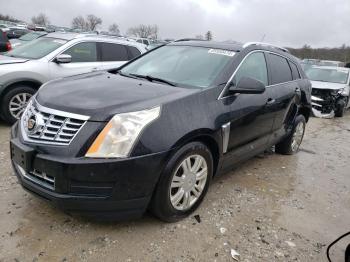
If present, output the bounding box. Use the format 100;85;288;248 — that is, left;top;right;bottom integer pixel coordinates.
10;123;172;220
311;95;335;118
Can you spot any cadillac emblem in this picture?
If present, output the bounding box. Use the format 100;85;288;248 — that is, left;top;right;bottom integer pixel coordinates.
27;115;36;132
26;112;44;135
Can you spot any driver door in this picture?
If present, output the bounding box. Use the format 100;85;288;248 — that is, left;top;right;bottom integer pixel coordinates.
224;52;277;157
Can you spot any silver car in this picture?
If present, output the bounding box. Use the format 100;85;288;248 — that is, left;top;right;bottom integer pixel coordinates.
305;66;350;118
0;32;147;123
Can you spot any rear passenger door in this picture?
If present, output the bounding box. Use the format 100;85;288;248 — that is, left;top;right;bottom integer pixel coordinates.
99;43;141;70
265;53;300;134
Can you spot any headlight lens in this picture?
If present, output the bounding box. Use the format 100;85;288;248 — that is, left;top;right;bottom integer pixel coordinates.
338;88;346;95
85;106;160;158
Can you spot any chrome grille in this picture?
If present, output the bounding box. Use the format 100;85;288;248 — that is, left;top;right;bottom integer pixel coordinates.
21;99;89;146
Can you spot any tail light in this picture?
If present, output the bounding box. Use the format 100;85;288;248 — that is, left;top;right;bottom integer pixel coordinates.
6;42;11;51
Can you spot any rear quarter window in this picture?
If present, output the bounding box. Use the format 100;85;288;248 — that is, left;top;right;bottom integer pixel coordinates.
289;61;301;80
268;53;293;84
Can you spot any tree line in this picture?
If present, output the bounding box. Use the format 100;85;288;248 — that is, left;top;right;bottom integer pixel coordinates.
287;44;350;63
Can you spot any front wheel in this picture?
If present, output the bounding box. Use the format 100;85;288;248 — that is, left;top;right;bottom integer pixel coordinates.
151;142;213;222
1;86;36;124
275;115;306;155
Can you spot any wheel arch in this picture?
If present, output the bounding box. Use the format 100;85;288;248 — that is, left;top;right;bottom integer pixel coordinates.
298;106;311;122
171;129;222;177
0;79;42;101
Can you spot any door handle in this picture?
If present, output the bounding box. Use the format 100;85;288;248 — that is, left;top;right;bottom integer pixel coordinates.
266;98;276;105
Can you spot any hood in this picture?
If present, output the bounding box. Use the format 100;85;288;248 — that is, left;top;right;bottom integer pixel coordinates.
311;80;346;90
0;54;29;65
36;71;197;121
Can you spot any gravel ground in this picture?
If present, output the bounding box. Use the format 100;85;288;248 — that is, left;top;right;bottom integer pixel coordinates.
0;114;349;262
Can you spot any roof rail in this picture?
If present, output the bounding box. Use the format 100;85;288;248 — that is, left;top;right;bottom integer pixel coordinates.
243;42;289;53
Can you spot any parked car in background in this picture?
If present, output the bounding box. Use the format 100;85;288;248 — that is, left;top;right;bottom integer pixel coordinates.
10;31;47;48
319;60;345;67
0;32;147;123
305;66;350;117
136;38;153;46
0;24;10;32
0;29;11;53
6;28;31;39
9;41;311;221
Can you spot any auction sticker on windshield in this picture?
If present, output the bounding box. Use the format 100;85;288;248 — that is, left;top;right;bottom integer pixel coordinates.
208;49;235;57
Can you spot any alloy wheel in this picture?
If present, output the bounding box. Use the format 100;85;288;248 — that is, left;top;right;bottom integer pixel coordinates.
170;154;208;211
9;93;32;120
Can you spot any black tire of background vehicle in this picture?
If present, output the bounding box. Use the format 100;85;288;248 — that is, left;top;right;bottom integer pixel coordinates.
150;142;213;222
275;114;306;155
1;85;36;124
335;98;347;117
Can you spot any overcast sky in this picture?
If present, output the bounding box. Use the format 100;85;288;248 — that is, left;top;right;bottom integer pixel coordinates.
2;0;349;47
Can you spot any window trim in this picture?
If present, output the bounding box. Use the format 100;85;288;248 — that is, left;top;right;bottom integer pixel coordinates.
218;49;303;100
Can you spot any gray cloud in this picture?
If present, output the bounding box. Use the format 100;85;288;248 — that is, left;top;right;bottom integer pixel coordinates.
1;0;349;47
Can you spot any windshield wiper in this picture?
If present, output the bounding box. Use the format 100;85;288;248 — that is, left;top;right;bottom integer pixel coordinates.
129;73;177;86
116;70;139;79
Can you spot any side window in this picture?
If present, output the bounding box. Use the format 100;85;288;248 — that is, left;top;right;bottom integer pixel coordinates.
289;61;301;80
234;52;268;86
268;54;293;84
100;43;129;61
62;42;97;62
127;46;141;59
136;39;143;44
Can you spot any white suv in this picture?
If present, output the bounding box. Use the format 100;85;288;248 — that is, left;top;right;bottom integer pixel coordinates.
0;32;147;123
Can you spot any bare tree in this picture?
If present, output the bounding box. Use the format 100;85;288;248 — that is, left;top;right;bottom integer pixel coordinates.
205;31;213;41
127;24;159;39
72;16;88;30
86;14;102;31
108;23;120;35
31;13;50;26
0;13;20;22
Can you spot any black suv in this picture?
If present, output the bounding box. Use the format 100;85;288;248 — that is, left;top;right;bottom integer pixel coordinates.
10;41;312;222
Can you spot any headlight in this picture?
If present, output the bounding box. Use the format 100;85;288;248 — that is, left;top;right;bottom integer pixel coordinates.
338;88;346;95
85;106;160;158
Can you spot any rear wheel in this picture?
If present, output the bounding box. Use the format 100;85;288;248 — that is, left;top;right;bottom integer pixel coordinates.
1;86;36;124
151;142;213;222
275;115;306;155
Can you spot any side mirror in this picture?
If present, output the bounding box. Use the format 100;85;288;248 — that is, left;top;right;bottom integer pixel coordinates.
229;77;266;94
55;54;72;64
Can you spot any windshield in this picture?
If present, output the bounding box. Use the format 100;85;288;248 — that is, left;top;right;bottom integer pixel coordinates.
5;37;67;59
19;32;43;41
120;45;235;88
305;67;349;84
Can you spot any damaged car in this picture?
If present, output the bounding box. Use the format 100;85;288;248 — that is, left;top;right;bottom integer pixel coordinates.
305;66;350;118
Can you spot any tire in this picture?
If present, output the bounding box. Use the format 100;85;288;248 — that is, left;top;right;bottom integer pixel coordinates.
335;99;347;117
1;85;36;124
151;142;213;222
275;115;306;155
